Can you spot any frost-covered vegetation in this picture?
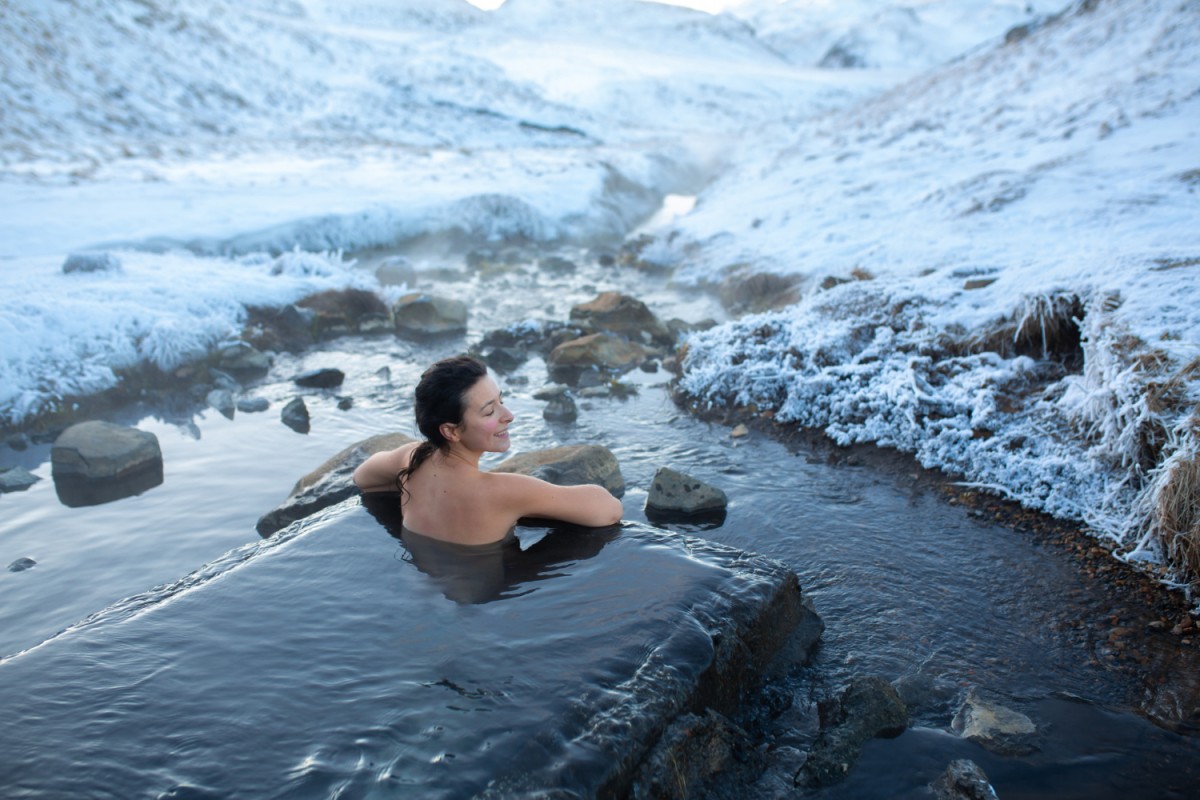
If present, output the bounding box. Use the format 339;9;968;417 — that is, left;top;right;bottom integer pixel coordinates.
672;0;1200;588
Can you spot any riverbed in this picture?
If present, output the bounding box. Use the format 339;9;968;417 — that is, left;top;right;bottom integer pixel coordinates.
2;244;1197;797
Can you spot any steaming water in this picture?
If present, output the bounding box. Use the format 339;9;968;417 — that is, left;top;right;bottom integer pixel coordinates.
1;246;1197;796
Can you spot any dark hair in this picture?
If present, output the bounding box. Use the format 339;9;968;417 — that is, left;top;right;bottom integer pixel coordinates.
396;355;489;497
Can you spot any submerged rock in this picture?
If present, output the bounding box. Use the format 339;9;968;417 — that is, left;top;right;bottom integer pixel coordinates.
236;397;270;414
951;688;1038;755
7;557;37;572
796;676;909;788
932;759;999;800
542;394;578;423
0;466;40;493
206;388;235;419
218;341;272;376
0;507;821;799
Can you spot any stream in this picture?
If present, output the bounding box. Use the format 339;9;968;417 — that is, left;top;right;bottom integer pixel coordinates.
1;241;1198;797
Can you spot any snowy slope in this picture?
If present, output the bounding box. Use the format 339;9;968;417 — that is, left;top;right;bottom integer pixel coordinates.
674;0;1200;584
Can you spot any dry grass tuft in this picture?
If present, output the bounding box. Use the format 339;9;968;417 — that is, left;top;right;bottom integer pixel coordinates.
1152;417;1200;589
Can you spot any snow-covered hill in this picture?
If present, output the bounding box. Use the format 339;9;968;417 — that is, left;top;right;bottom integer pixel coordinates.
670;0;1200;586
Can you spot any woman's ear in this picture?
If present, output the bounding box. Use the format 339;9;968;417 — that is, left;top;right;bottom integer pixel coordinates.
439;421;460;443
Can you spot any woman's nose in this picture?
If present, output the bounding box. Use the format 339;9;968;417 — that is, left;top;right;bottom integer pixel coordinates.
500;404;514;422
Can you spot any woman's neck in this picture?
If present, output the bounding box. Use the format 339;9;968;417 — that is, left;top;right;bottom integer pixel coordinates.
440;442;482;471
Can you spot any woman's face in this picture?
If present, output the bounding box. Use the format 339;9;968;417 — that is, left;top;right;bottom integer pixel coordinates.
452;375;513;454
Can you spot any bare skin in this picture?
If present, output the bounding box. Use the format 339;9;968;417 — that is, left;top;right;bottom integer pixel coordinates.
352;375;622;545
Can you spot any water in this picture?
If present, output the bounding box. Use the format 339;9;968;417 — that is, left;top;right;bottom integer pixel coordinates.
1;245;1197;796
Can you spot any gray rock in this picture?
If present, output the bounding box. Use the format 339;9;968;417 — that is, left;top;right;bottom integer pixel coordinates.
797;676;909;788
932;759;999;800
293;368;345;389
62;252;121;274
569;291;673;346
542;394;578;423
539;255;577;275
6;433;31;451
218;341;271;375
256;432;416;536
236;397;270;413
392;293;468;337
50;421;162;481
951;688;1037;755
628;710;749;800
7;557;37;572
209;368;241;392
547;333;647;379
492;444;625;498
646;467;727;515
718;272;802;315
0;466;40;492
532;383;570;401
206;389;235;419
280;397;310;434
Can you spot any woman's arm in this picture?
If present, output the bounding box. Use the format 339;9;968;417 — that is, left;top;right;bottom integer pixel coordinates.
491;473;623;527
353;442;419;493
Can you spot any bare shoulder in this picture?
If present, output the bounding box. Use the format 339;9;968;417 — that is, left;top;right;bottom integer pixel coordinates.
354;440;421;492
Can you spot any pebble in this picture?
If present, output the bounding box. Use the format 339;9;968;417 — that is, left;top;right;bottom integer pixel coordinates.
731;423;749;438
8;557;37;572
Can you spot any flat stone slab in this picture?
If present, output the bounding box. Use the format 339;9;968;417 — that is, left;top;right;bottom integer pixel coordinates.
50;421;161;480
0;505;819;799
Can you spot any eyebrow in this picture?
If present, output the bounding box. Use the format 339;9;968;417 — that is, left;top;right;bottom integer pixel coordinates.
479;394;500;412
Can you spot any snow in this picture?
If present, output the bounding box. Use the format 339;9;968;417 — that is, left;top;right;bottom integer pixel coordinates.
2;0;1197;579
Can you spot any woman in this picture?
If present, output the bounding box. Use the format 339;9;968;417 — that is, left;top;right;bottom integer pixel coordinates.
353;355;622;545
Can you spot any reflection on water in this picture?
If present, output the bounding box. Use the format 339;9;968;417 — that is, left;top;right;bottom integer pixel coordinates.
361;493;620;605
51;461;163;508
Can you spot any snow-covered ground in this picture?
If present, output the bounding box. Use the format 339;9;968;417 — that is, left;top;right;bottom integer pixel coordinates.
2;0;1196;584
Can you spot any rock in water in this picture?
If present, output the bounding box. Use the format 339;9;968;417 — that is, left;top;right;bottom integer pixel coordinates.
50;421;163;507
257;432;416;537
0;466;40;493
62;252;121;274
293;368;345;389
646;466;727;515
0;503;821;799
951;688;1038;755
932;759;999;800
796;676;909;788
492;444;625;497
392;293;468;337
280;397;310;434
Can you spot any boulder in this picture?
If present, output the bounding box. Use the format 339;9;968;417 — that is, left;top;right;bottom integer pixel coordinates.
297;288;389;339
0;466;40;493
280;397;310;434
932;759;999;800
796;676;909;788
217;341;272;376
257;432;415;537
50;421;162;481
951;688;1037;755
50;421;163;507
646;467;727;515
293;368;345;389
392;293;468;337
62;252;121;274
627;710;750;800
492;444;625;497
547;333;647;380
569;291;673;346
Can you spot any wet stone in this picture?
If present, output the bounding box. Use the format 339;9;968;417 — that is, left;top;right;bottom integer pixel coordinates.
951;688;1038;756
0;466;40;493
492;444;625;497
50;421;162;481
62;252;121;274
796;676;909;788
7;557;37;572
236;397;270;414
206;389;235;419
392;292;468;337
646;466;727;516
932;759;998;800
280;397;310;434
218;341;272;376
293;368;345;389
542;394;578;423
5;433;30;451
